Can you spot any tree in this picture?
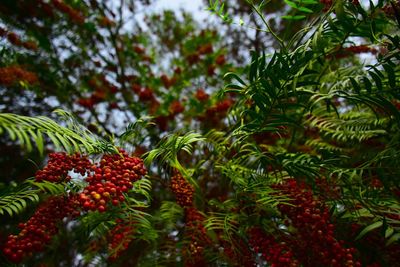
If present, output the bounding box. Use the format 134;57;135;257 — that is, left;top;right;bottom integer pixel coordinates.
1;0;400;266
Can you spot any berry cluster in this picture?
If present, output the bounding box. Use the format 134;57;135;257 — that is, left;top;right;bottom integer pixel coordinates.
345;45;378;54
35;152;91;183
0;27;38;51
211;99;234;113
152;99;186;131
154;115;172;132
183;207;211;267
383;1;400;17
107;219;135;261
3;149;147;264
168;100;185;115
195;88;209;102
314;178;342;200
78;151;147;212
215;54;226;66
207;64;216;76
138;87;155;102
187;53;201;65
185;206;204;222
320;0;332;11
248;227;299;267
98;16;115;28
133;45;145;54
0;66;38;86
77;75;119;109
331;45;378;59
344;224;400;266
77;93;104;109
199;98;234;125
197;43;213;55
170;171;195;207
221;238;255;267
273;179;361;267
2;196;77;263
52;0;85;24
160;74;177;89
87;75;118;94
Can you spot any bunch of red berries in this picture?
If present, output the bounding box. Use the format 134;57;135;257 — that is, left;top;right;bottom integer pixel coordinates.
320;0;332;11
98;16;115;27
314;178;342;200
2;196;77;263
77;75;120;109
160;74;177;89
273;179;361;267
183;207;211;267
170;171;195;207
184;207;210;245
215;54;226;66
195;88;209;102
248;227;299;267
0;66;38;86
77;90;107;109
383;1;400;17
154;115;173;132
197;43;213;55
169;100;185;116
345;224;400;266
138;87;155;102
52;0;85;24
107;219;135;261
187;53;200;65
205;98;233;116
344;45;377;54
0;27;38;51
35;152;92;183
199;98;234;125
221;237;256;267
78;150;147;212
331;45;378;59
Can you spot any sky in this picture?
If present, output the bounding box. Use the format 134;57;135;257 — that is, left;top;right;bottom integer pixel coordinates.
149;0;208;19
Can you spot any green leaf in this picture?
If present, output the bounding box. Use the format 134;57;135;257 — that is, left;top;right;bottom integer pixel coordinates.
223;72;246;85
298;6;314;13
385;227;394;238
224;83;243;92
0;112;115;155
356;221;383;240
4;206;13;216
386;233;400;246
368;71;382;91
383;64;396;88
249;51;259;82
284;0;299;9
363;77;372;93
282;15;307;20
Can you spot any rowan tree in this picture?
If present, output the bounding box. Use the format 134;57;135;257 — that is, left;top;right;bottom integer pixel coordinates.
0;0;400;266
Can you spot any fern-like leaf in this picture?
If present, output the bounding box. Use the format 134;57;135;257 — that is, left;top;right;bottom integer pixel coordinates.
0;186;40;216
0;111;118;155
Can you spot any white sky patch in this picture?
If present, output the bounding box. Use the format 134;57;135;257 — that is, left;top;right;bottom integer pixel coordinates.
150;0;207;17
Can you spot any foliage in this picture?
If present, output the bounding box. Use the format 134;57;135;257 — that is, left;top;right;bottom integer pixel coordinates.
0;109;116;155
1;0;400;266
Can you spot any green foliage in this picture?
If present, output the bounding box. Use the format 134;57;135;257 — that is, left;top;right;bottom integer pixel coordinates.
1;0;400;266
159;201;184;230
144;132;205;168
208;0;234;24
0;110;117;155
282;0;319;20
0;185;39;217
